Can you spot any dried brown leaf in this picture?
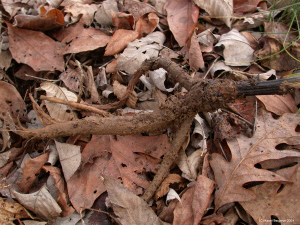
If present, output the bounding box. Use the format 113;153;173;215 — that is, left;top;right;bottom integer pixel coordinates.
254;35;300;71
165;0;199;47
7;23;64;72
16;152;49;193
241;165;300;224
0;81;26;123
135;12;159;38
68;134;170;211
104;29;139;56
210;109;300;213
155;174;183;200
103;174;165;225
257;94;298;115
173;175;215;225
61;23;111;55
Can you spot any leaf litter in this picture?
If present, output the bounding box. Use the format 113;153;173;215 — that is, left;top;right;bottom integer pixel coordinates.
0;0;299;224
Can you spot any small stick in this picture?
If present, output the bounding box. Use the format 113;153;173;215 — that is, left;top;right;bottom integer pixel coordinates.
40;95;112;117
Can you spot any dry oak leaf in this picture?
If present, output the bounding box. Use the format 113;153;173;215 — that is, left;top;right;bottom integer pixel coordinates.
241;165;300;224
102;174;166;225
165;0;199;47
68;134;170;212
7;23;64;72
209;109;300;213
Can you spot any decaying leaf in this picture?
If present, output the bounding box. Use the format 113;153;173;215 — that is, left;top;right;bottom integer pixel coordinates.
94;0;119;27
165;0;199;47
173;175;215;225
7;23;64;72
43;165;74;217
0;197;34;224
121;0;159;21
39;82;78;122
257;94;298;115
61;23;111;55
64;3;98;26
210;109;300;213
241;165;300;224
55;141;81;181
113;80;138;108
0;81;26;123
188;31;205;71
104;29;139;56
68;134;170;211
13;185;62;221
155;174;184;200
16;152;49;193
135;12;159;38
102;174;165;225
116;32;166;74
13;8;64;31
215;28;254;66
193;0;233;27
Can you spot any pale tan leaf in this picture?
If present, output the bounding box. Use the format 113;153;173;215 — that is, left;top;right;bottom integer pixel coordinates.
149;68;178;92
210;109;300;213
0;50;12;70
94;0;119;26
64;3;98;26
103;174;165;225
13;185;62;221
193;0;233;27
116;32;165;74
55;140;81;181
166;188;181;203
39;82;78;122
215;28;254;66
